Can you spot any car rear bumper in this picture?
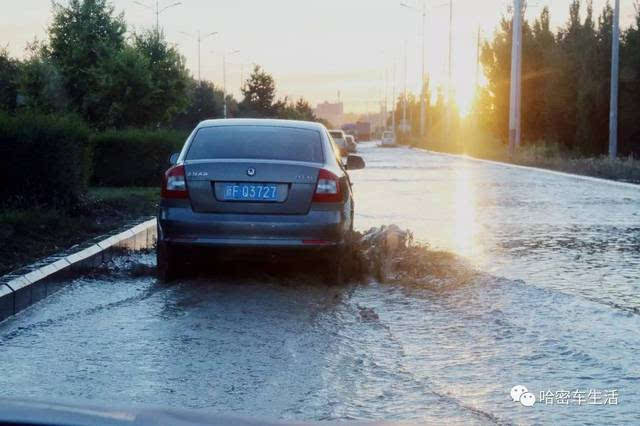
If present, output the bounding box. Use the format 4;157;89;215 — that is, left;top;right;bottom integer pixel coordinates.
158;204;347;249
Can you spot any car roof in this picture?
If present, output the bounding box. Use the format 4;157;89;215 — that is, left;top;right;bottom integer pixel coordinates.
196;118;326;131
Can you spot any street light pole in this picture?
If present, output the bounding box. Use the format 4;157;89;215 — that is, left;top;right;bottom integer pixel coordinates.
219;49;240;119
609;0;620;159
476;26;481;93
400;1;427;138
181;30;218;83
134;0;182;33
508;0;523;156
446;0;453;144
403;40;408;133
385;68;389;130
392;61;396;133
420;1;426;138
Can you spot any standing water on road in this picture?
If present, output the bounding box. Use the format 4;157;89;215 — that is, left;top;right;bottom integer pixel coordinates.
1;143;639;424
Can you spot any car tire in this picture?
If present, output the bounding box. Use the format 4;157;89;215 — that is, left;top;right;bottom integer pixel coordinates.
157;240;180;281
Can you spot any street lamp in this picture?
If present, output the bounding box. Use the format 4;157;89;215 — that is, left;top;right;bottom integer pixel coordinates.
212;49;241;118
508;0;523;156
181;30;218;83
378;50;392;132
133;0;182;33
400;1;427;138
226;61;257;92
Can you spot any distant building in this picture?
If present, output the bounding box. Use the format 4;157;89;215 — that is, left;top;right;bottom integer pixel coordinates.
314;101;344;127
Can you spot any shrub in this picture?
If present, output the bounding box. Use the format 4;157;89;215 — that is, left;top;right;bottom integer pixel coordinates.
0;111;92;209
92;129;188;187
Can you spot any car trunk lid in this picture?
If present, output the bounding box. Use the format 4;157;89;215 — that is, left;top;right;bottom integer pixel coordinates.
185;159;320;214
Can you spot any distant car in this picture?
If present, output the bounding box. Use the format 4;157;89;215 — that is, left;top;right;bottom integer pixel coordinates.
345;135;357;153
380;130;396;147
157;119;366;282
329;129;349;156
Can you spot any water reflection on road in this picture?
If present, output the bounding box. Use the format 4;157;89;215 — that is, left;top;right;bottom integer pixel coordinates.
0;143;639;425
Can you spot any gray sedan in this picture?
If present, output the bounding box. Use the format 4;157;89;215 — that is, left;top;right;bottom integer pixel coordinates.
157;119;365;281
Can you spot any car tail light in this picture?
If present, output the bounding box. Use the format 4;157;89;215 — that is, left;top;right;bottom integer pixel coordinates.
162;165;188;199
313;169;342;203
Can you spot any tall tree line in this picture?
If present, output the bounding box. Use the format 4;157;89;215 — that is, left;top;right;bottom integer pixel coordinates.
0;0;320;130
479;0;640;156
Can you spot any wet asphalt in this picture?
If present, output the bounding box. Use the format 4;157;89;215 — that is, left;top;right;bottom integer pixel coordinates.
1;143;639;425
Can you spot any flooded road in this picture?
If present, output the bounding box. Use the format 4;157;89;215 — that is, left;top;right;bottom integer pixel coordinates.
1;143;639;424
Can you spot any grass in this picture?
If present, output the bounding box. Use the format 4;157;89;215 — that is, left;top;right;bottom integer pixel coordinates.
0;187;159;276
411;135;640;184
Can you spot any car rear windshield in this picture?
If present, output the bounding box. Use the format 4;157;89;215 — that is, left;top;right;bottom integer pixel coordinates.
187;126;324;163
329;131;344;139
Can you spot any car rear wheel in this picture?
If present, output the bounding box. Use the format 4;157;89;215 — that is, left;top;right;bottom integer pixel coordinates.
324;229;355;286
157;240;181;281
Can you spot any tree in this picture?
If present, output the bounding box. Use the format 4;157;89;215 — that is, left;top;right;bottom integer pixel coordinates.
274;97;318;121
48;0;126;123
132;30;190;125
90;45;155;128
553;0;584;150
522;7;556;143
0;48;18;112
17;40;69;114
172;79;225;129
574;1;602;154
480;16;514;142
238;65;277;117
294;98;317;121
620;1;640;155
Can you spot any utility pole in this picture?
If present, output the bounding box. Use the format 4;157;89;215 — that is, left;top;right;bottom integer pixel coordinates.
134;0;182;33
609;0;620;159
219;49;240;118
403;40;408;134
420;1;426;138
400;1;427;137
446;0;453;144
385;68;389;129
392;61;396;133
181;30;218;83
508;0;523;156
475;26;481;93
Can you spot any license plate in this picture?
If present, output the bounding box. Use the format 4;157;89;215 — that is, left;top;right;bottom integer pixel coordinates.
221;183;279;202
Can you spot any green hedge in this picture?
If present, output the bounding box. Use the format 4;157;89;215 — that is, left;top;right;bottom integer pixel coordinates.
92;129;188;187
0;112;92;209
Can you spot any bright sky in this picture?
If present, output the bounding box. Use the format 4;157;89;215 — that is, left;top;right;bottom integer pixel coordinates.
0;0;636;114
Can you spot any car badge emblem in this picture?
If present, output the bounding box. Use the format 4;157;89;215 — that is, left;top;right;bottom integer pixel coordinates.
247;167;256;177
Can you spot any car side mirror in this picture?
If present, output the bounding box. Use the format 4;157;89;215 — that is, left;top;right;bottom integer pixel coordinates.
346;155;365;170
169;152;179;165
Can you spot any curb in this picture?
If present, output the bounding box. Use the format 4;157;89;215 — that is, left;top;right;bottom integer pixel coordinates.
0;218;157;322
414;148;640;189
